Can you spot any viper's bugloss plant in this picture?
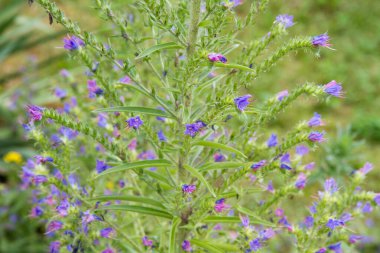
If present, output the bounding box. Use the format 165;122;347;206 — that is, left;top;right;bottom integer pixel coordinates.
21;0;379;252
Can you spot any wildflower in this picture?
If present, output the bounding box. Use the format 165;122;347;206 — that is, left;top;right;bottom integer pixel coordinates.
96;160;111;174
323;80;344;98
88;80;104;98
56;199;70;217
214;198;230;213
214;152;226;162
156;106;166;122
315;248;327;253
30;205;44;218
312;33;331;48
267;180;274;193
97;114;108;128
275;14;294;28
182;184;196;194
100;227;115;238
249;238;262;252
82;210;101;233
349;234;364;244
49;241;61;253
239;214;250;227
281;153;291;164
59;127;79;140
234;94;252;111
184;122;204;137
275;208;284;217
362;202;373;213
280;163;292;170
260;228;275;240
32;175;47;185
128;138;137;150
276;90;289;101
119;75;131;84
102;248;115;253
63;35;85;51
126;116;143;129
308;131;325;143
374;194;380;206
326;218;344;230
34;155;53;164
296;145;309;156
305;162;315;170
142;236;153;247
55;87;67;99
304;216;314;229
267;134;278;147
27;105;44;121
182;240;192;252
157;130;167;142
251;160;266;171
357;162;373;175
208;53;227;63
295;173;307;189
46;220;63;234
324;178;338;194
308;112;324;127
327;242;342;253
3;151;23;164
138;150;156;160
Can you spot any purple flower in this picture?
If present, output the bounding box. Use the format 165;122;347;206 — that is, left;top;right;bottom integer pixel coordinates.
276;90;289;101
119;75;131;84
251;160;266;171
213;152;226;162
305;162;315;170
184;122;203;137
214;198;230;213
100;227;115;238
182;184;196;194
275;14;294;28
260;228;275;240
96;160;111;174
249;238;262;252
267;180;274;193
157;130;167;142
304;216;314;229
323;178;338;196
295;173;307;189
323;80;344;98
55;87;67;98
349;234;364;244
312;33;331;48
234;94;252;111
34;155;54;164
315;248;327;253
27;105;44;121
142;236;153;247
88;80;104;98
97;114;108;128
362;202;373;213
59;127;79;140
46;220;63;234
182;240;192;252
102;248;115;253
56;199;70;217
308;131;325;143
267;134;278;147
49;241;61;253
208;53;227;63
308;112;323;127
156;106;166;122
374;194;380;206
326;218;344;230
296;145;309;156
32;175;47;185
357;162;373;175
126;116;143;129
280;153;291;164
138;150;156;160
63;35;85;51
239;214;250;227
280;163;292;170
327;242;342;253
30;205;44;218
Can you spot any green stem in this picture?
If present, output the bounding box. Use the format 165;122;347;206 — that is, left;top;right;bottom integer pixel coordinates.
187;0;201;56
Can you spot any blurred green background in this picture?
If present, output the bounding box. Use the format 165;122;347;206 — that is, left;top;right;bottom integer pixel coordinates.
0;0;379;252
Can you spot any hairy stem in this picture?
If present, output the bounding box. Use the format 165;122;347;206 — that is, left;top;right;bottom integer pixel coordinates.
187;0;201;56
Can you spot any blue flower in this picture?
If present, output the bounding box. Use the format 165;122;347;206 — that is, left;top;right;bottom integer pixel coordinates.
308;112;323;127
26;105;44;121
181;240;192;252
308;131;325;143
251;160;266;171
157;130;167;142
126;116;143;129
267;134;278;147
323;80;344;97
63;35;85;51
249;238;262;252
234;95;252;111
96;160;111;174
275;14;294;28
312;33;331;48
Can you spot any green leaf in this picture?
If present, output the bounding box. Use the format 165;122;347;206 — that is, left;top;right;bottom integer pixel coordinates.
183;165;216;197
169;217;181;253
235;205;276;227
190;239;224;253
203;216;241;223
97;205;173;219
89;195;165;209
93;106;173;118
214;62;255;72
94;159;172;179
199;162;248;172
135;42;183;60
193;140;247;158
144;170;174;189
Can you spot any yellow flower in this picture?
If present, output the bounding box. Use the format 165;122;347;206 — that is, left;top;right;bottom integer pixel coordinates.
106;181;115;191
3;151;23;165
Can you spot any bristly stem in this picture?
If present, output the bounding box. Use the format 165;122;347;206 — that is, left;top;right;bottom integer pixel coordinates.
187;0;201;56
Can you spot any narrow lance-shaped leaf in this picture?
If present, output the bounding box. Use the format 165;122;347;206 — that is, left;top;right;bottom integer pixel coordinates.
190;239;224;253
199;161;248;172
184;165;216;197
202;216;241;223
169;217;181;253
97;205;173;219
94;159;172;179
93;106;173;118
235;205;276;227
135;42;183;60
89;195;166;209
193;140;247;158
213;62;255;72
